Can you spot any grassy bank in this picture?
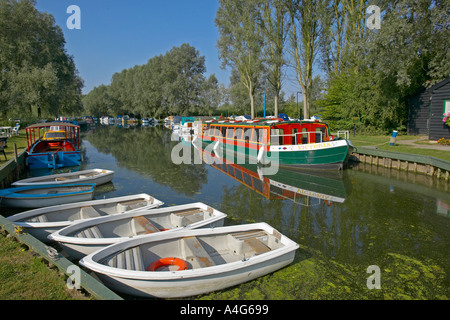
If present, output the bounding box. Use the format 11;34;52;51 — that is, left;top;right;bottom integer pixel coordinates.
346;134;450;162
1;130;28;163
0;232;89;300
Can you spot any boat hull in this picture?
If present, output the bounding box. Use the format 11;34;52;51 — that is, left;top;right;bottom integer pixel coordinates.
53;219;226;260
0;184;95;209
12;169;114;187
270;140;353;170
79;223;299;298
27;150;81;170
49;202;227;259
7;193;163;242
95;250;295;298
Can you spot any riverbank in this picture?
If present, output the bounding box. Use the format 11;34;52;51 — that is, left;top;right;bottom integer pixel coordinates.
348;134;450;161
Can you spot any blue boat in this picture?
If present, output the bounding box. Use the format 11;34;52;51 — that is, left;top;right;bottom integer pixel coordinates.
25;122;81;170
0;183;95;209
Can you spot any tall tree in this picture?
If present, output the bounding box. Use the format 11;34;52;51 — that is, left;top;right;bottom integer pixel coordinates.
0;0;83;119
258;0;289;117
319;0;450;133
285;0;324;120
216;0;265;119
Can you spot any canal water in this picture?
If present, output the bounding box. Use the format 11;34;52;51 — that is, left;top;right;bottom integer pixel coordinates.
7;125;450;299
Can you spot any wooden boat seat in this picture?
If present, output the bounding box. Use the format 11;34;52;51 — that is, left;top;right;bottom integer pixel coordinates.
116;198;152;213
27;214;48;223
55;177;69;181
183;236;215;268
103;246;144;271
74;226;103;238
80;206;102;219
170;208;206;226
232;230;271;255
132;216;160;235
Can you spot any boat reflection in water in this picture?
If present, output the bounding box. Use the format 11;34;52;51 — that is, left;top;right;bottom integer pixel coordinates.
191;139;350;207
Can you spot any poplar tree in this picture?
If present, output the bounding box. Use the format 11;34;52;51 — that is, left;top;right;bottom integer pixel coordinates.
215;0;265;119
258;0;289;118
285;0;324;120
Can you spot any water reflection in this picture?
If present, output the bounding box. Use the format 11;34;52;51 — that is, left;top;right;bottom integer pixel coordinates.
84;125;208;197
193;142;350;206
15;124;447;299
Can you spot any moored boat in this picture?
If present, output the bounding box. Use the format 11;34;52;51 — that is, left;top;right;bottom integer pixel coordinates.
12;169;114;187
7;193;163;242
48;202;227;259
197;118;354;170
0;183;95;209
79;223;299;298
25;122;81;170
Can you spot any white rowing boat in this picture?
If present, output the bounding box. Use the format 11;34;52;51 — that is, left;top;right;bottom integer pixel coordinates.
7;193;163;242
12;169;114;187
48;202;227;259
79;223;299;298
0;184;95;209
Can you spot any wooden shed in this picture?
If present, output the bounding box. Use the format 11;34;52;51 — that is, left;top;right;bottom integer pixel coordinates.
408;77;450;140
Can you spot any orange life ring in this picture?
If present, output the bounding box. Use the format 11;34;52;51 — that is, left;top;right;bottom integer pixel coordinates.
146;257;188;272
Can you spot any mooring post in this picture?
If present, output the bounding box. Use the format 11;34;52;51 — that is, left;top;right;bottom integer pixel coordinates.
389;130;398;146
14;143;19;179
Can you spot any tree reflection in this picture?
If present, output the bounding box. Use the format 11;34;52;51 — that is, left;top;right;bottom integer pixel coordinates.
84;125;208;197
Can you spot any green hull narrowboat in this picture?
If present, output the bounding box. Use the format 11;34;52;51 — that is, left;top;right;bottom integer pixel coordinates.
196;118;354;170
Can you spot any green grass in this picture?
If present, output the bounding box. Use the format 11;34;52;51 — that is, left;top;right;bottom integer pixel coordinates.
341;134;450;162
1;130;28;163
0;233;89;300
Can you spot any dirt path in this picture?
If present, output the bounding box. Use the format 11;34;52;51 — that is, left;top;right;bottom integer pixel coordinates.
395;136;450;151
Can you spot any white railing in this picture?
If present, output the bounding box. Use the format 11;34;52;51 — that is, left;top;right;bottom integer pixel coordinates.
337;130;349;140
270;131;323;145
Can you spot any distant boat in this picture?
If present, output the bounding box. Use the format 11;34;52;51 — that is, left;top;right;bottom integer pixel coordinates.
0;183;95;209
7;193;163;242
48;202;227;259
12;169;114;187
79;223;299;298
25;122;81;170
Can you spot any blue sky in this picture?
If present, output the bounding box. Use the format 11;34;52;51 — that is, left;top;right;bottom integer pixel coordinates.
35;0;231;94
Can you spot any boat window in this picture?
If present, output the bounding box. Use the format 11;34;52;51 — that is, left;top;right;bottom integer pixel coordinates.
235;169;243;181
252;177;263;193
227;165;235;177
251;128;263;143
302;128;308;144
271;129;284;146
221;126;227;139
221;162;228;173
44;132;67;140
293;128;298;145
226;127;235;139
211;126;220;137
234;127;243;140
315;127;325;143
243;172;253;186
243;128;252;143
